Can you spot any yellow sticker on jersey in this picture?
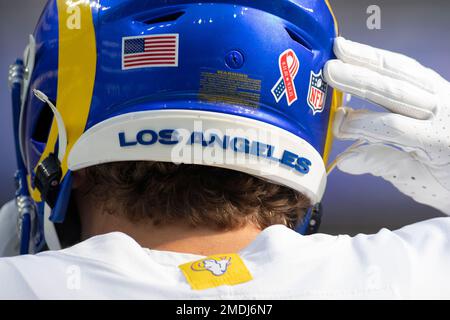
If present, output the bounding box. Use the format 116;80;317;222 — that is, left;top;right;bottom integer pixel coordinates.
179;254;253;290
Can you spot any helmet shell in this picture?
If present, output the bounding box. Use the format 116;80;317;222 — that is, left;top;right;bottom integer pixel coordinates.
20;0;339;232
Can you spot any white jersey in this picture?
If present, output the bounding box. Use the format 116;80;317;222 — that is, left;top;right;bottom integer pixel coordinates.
1;201;450;299
0;201;20;257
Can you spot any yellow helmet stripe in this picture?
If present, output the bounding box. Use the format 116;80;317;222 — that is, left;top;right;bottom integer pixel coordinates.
322;0;342;165
322;90;343;165
324;0;339;35
30;0;97;202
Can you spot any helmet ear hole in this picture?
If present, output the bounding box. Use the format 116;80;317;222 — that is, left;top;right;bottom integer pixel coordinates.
285;27;313;52
141;11;185;25
32;102;53;143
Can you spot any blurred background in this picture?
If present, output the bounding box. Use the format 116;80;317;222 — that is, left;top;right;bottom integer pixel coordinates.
0;0;448;235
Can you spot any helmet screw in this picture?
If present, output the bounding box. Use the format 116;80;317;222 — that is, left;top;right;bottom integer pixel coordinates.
225;50;244;69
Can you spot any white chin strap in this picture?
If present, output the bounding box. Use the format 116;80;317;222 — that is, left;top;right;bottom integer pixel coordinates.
32;89;67;162
44;203;62;250
32;89;67;251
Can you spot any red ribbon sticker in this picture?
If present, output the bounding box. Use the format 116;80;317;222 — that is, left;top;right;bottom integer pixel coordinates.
271;49;300;106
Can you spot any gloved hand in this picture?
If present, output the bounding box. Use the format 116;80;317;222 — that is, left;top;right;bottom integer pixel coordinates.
324;37;450;215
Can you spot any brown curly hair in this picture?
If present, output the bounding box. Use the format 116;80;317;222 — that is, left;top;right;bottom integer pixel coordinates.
81;162;311;230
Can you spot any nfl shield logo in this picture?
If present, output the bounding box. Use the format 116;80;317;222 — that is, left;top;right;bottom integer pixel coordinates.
307;70;328;115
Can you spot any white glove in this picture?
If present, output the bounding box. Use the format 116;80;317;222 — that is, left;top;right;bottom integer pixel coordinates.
324;37;450;215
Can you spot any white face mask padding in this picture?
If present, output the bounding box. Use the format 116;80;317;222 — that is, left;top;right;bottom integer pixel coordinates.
18;35;36;165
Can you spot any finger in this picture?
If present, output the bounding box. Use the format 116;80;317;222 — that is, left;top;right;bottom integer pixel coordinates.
333;37;440;94
337;143;450;214
324;60;437;120
333;107;428;159
337;143;413;177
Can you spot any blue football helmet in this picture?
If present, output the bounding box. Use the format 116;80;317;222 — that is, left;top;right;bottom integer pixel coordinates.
9;0;341;253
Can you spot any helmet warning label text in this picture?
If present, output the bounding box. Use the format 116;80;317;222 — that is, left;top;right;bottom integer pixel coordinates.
199;70;261;109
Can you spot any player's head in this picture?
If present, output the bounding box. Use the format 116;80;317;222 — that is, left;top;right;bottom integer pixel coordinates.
13;0;340;251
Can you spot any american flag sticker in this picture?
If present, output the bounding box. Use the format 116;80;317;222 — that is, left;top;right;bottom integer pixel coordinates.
122;34;179;70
